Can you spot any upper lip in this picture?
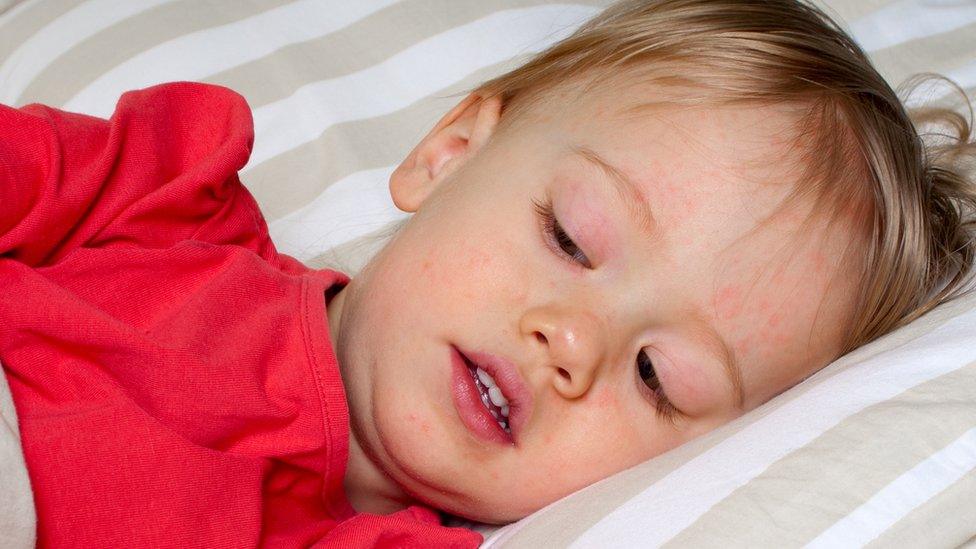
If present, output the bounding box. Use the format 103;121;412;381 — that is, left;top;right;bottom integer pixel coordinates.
456;346;533;444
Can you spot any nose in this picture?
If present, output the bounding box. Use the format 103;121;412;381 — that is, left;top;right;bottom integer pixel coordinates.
519;305;606;399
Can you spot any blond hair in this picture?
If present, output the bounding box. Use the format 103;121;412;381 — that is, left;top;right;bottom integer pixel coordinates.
471;0;976;356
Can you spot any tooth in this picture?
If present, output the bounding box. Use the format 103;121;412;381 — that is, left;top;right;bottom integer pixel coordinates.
476;367;496;388
501;405;509;417
490;408;500;419
488;386;508;407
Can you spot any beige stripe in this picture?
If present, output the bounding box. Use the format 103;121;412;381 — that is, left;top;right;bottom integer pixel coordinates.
229;0;610;220
244;54;538;220
866;469;976;549
496;291;976;547
17;0;293;107
869;22;976;94
663;360;976;548
0;0;86;67
205;0;610;110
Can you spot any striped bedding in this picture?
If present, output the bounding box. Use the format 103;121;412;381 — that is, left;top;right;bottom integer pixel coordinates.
1;1;974;547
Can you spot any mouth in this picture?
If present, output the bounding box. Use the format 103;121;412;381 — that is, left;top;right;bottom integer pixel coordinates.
449;345;530;446
464;354;511;433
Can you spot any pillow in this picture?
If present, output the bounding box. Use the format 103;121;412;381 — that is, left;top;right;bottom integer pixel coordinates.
0;361;34;549
2;1;974;547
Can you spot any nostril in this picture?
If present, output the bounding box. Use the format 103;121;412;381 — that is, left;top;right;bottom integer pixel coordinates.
534;331;547;346
557;367;571;381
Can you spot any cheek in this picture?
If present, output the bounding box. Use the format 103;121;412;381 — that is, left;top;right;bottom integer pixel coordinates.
594;385;620;409
405;412;433;437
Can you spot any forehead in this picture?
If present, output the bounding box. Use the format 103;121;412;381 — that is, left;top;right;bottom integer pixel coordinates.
546;82;810;251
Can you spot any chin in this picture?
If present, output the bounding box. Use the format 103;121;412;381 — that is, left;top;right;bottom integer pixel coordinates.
438;495;541;526
375;429;537;524
399;468;549;525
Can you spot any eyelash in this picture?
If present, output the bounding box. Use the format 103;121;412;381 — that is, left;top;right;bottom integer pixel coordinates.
637;350;679;424
532;196;678;423
531;196;592;269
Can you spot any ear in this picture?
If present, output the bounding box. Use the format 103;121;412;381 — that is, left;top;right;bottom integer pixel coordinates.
389;93;503;212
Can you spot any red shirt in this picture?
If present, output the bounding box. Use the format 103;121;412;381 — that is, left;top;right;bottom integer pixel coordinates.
0;82;481;548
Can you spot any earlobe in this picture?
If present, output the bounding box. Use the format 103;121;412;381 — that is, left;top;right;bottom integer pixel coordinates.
389;93;503;213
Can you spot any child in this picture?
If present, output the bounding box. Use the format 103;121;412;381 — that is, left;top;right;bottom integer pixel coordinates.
2;0;974;546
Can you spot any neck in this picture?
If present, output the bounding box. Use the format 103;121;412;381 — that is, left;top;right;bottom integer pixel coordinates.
344;423;417;515
327;283;419;516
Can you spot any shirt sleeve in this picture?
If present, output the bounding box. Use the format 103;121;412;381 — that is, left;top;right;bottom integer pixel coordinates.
0;81;274;267
315;506;483;549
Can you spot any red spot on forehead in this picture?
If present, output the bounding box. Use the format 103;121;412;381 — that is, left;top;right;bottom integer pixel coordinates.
713;284;743;321
811;251;827;273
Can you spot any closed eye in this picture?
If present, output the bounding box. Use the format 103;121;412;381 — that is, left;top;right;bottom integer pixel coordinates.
532;196;592;268
637;350;678;423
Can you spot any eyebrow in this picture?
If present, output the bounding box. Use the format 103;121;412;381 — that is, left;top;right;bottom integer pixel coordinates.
569;145;656;239
570;144;746;410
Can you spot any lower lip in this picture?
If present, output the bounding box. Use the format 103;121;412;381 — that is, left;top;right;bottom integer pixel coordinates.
449;346;513;445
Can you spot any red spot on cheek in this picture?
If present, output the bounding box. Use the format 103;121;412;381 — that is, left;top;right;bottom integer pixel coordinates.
406;412;431;435
465;250;492;271
594;387;618;409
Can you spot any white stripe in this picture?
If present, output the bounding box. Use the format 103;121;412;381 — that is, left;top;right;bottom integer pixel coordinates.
267;165;406;261
0;0;172;105
63;0;399;117
807;427;976;548
240;4;600;172
566;307;976;548
849;0;976;53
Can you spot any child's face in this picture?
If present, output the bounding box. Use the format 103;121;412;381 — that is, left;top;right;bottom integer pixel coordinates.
329;82;862;523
